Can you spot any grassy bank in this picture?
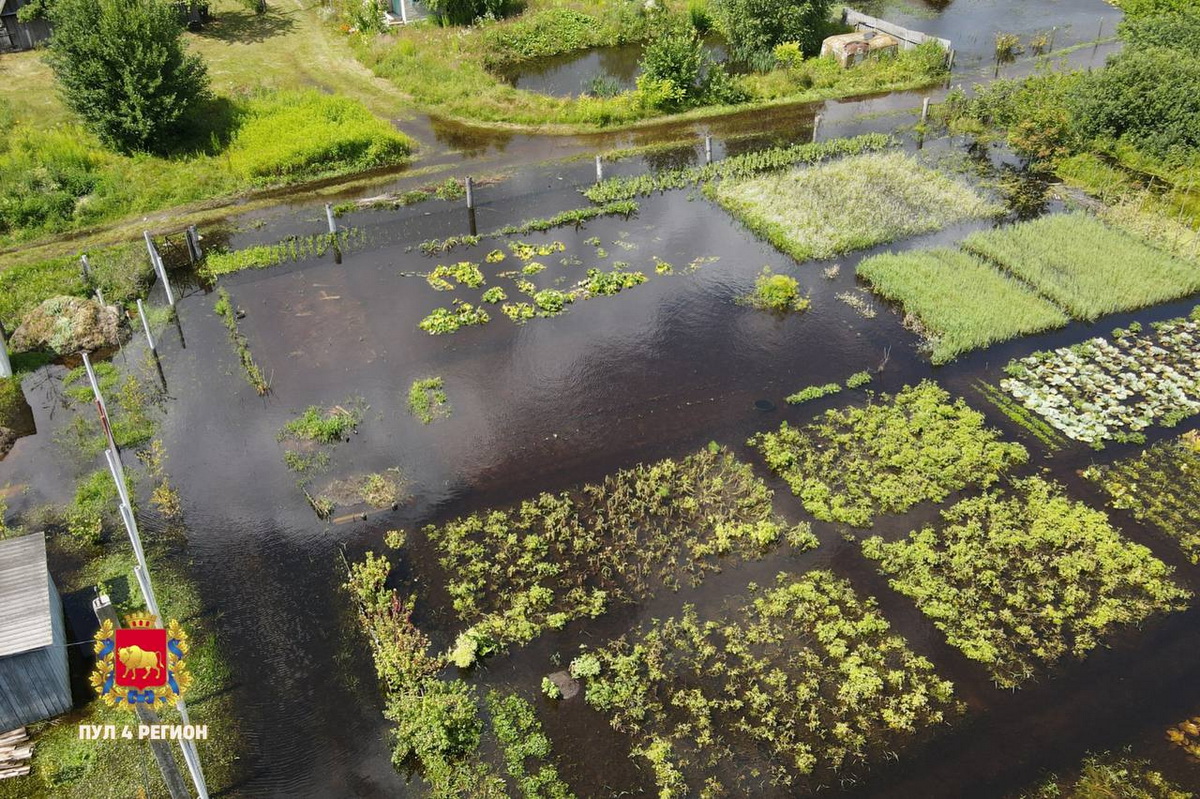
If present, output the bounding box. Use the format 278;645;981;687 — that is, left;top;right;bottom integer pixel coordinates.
351;0;947;130
0;88;414;248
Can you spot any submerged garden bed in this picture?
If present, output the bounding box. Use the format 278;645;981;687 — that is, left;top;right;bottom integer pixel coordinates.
581;570;961;795
421;443;816;657
1084;431;1200;564
750;381;1028;527
862;477;1191;688
996;310;1200;446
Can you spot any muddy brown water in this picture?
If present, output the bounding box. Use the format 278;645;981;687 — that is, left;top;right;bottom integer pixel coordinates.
7;126;1200;798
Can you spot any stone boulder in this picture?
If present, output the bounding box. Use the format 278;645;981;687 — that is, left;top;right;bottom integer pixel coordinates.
10;296;124;355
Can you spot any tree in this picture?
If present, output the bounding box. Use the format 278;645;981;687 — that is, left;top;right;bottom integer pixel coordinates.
47;0;209;154
711;0;833;66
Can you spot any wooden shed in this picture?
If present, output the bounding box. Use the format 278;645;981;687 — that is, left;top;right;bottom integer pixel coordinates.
0;0;51;53
0;533;72;731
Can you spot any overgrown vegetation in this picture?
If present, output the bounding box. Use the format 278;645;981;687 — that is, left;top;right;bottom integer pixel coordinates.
202;229;362;277
60;358;162;459
998;312;1200;446
863;477;1190;688
713;151;1000;262
0;89;413;244
0;242;151;331
742;267;808;312
1084;432;1200;564
751;381;1027;527
584;132;895;202
961;214;1200;322
584;570;960;795
407;377;451;424
857;248;1069;364
423;443;816;657
213;288;269;394
279;402;362;444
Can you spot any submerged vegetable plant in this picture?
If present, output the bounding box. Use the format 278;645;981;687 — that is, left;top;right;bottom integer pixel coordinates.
585;571;960;795
862;477;1190;688
407;377;451;424
752;381;1027;527
421;444;815;653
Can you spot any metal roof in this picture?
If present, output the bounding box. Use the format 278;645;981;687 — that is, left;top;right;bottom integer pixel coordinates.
0;532;53;657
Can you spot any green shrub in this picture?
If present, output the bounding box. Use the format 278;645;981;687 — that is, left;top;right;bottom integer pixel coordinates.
711;0;834;62
48;0;209;153
743;267;808;312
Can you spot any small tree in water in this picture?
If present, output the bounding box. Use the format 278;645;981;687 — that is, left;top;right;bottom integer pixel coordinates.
48;0;209;154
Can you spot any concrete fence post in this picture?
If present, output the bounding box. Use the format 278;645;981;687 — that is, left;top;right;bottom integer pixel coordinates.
704;135;713;165
921;97;931;123
946;48;956;70
144;231;175;306
325;204;337;235
811;114;822;143
0;326;11;379
465;176;475;209
80;254;91;284
95;288;106;307
595;155;604;184
137;299;156;354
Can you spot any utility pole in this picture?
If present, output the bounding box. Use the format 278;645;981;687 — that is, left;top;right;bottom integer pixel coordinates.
80;351;209;799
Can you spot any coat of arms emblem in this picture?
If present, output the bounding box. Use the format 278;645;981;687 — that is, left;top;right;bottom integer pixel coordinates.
91;612;193;707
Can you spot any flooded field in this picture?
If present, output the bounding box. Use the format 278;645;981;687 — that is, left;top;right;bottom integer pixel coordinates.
5;111;1200;796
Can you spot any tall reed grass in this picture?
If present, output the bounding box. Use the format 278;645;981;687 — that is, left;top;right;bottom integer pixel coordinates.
963;213;1200;321
858;248;1069;364
714;151;1002;261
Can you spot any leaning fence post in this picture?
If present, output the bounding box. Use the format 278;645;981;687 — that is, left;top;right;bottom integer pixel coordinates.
96;288;106;307
136;299;156;354
921;97;931;123
704;134;713;165
80;254;91;284
0;325;11;379
811;114;822;143
465;176;475;209
144;231;175;307
946;48;956;70
325;204;337;235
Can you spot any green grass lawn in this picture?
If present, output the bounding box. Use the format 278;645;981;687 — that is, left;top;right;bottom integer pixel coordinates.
857;248;1070;364
712;151;1001;262
962;213;1200;321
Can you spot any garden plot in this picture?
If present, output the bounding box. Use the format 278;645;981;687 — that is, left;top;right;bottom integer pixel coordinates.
750;381;1028;527
581;570;961;796
962;213;1200;321
862;477;1190;688
998;312;1200;446
423;444;816;658
1084;431;1200;564
857;248;1070;364
710;151;1001;262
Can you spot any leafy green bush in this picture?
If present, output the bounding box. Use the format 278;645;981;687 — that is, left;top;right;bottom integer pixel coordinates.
743;267;808;312
47;0;209;153
711;0;833;63
862;477;1190;688
226;91;415;181
751;381;1027;527
485;692;575;799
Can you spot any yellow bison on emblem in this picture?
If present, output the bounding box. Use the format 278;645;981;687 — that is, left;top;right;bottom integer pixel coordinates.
117;645;163;682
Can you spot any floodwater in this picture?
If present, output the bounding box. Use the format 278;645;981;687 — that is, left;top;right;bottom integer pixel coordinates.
496;39;731;98
7;118;1200;798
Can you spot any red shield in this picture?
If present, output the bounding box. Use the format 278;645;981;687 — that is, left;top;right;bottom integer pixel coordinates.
113;628;168;689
